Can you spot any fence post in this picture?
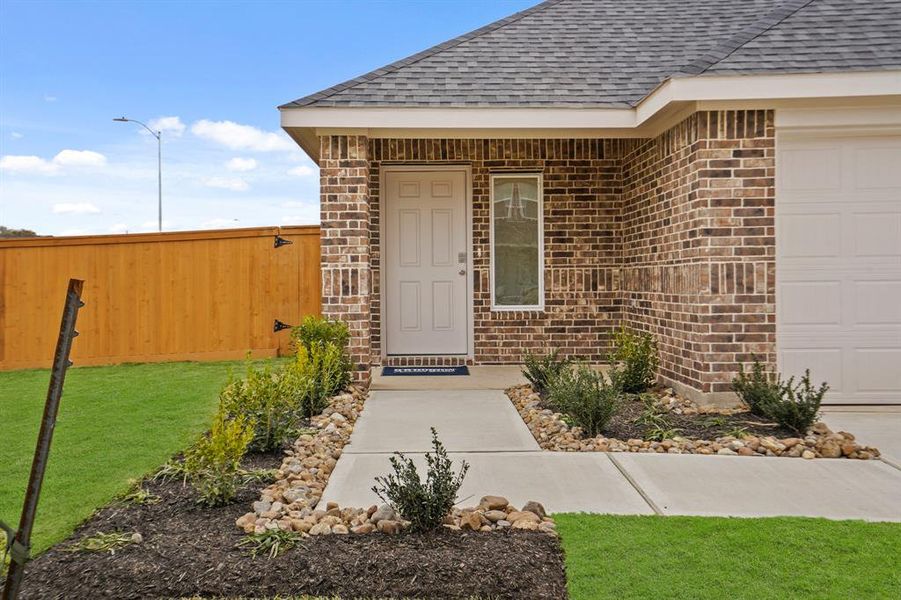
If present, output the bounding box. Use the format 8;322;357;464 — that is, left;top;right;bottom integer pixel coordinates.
2;279;84;600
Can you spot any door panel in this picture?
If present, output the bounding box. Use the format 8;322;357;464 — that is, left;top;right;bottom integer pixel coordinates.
777;133;901;404
385;171;468;355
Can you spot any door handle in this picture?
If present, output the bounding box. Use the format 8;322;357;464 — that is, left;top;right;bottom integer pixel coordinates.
458;268;466;276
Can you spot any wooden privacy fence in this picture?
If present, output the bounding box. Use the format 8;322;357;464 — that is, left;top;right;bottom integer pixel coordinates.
0;226;321;370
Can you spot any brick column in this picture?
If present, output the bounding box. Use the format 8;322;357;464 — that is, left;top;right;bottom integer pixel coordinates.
319;135;371;385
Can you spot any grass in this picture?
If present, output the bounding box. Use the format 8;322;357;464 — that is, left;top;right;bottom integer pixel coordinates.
0;360;250;554
556;514;901;599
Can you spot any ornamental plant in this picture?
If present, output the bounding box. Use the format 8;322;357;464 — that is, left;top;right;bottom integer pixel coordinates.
547;364;622;437
292;314;351;354
219;360;300;452
372;428;469;532
184;409;255;506
609;327;659;393
284;340;350;418
522;349;572;395
733;359;828;433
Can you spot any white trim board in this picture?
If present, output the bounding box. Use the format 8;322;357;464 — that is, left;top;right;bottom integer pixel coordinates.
283;71;901;160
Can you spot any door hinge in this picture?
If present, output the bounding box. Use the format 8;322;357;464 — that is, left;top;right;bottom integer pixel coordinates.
274;235;293;248
273;319;293;332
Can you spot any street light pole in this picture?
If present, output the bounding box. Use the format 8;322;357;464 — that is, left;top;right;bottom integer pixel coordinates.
113;117;162;232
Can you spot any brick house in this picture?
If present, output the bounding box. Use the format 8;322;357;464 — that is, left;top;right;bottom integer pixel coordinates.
281;0;901;405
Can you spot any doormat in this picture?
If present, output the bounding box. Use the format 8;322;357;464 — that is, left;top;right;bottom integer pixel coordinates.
382;366;470;376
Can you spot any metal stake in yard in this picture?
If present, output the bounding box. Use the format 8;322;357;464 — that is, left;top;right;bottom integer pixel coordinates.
2;279;84;600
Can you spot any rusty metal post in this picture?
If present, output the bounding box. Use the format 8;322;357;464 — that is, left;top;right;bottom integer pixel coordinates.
2;279;84;600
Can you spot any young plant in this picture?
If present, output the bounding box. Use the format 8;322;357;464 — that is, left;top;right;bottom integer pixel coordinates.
237;529;303;559
522;349;572;395
219;360;299;452
635;396;679;441
116;481;160;506
184;410;254;506
284;341;350;418
547;365;622;437
372;428;469;533
291;314;351;353
609;327;660;394
731;359;829;433
62;532;139;554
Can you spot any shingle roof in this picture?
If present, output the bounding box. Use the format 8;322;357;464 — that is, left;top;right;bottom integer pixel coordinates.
283;0;901;109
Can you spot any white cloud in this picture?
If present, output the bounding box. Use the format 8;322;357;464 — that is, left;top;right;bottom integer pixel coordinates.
0;149;107;174
202;176;249;191
287;164;315;177
226;157;258;172
191;119;293;152
60;228;89;236
10;132;23;139
53;202;101;214
148;116;186;137
44;94;58;102
53;149;107;167
0;155;57;174
109;223;130;234
138;220;173;232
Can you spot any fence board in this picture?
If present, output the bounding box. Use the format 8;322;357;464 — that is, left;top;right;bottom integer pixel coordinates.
0;226;321;370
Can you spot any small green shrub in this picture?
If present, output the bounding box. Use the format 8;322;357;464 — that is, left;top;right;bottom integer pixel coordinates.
284;342;350;418
732;359;780;417
292;315;350;354
636;395;680;441
184;410;254;506
62;531;139;554
237;529;303;558
372;428;469;533
522;349;572;395
732;359;828;433
609;327;659;393
547;365;622;437
219;361;299;452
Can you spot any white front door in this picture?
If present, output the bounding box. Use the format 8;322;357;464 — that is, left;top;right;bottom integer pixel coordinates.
777;131;901;404
384;170;468;355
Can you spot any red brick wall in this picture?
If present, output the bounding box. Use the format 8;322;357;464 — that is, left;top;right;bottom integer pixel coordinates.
319;110;776;398
621;110;776;397
319;135;371;382
369;139;625;365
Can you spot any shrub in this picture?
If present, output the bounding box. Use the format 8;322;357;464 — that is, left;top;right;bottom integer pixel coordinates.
731;360;829;433
732;358;780;417
184;410;254;506
547;365;622;437
292;315;350;354
219;361;299;452
609;327;659;393
372;428;469;533
237;529;303;558
284;341;350;418
522;349;572;395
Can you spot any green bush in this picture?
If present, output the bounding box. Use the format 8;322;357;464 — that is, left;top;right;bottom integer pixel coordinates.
547;365;622;437
522;349;572;395
609;327;659;393
219;361;299;452
184;409;254;506
292;315;350;354
732;359;780;417
372;428;469;533
283;341;350;418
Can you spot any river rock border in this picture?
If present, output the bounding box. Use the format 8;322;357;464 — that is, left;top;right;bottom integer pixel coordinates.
237;388;556;537
507;384;881;460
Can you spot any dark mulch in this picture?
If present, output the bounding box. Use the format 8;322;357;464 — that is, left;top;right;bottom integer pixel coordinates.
21;452;567;600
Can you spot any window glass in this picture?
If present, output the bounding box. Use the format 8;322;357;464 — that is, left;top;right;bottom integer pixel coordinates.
492;175;542;308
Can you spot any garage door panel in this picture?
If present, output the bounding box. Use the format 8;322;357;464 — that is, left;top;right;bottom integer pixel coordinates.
778;131;901;404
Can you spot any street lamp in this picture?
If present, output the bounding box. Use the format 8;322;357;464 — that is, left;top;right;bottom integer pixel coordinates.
113;116;162;232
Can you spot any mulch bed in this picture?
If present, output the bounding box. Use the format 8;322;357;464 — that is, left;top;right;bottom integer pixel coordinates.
21;452;567;600
602;395;798;440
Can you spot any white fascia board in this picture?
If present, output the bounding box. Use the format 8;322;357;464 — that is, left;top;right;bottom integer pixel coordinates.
636;70;901;125
280;106;638;130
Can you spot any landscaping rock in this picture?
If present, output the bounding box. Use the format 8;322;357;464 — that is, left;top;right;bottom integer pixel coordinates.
522;501;547;519
370;504;396;523
479;495;509;511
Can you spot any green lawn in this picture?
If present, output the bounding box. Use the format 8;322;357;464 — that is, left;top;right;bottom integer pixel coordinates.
0;361;247;554
556;514;901;599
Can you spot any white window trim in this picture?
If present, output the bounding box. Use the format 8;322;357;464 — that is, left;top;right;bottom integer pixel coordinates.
489;173;545;312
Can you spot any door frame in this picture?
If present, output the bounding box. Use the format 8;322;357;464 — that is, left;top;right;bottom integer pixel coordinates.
379;164;474;360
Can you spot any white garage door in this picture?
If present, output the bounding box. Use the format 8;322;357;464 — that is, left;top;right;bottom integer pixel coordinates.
777;130;901;404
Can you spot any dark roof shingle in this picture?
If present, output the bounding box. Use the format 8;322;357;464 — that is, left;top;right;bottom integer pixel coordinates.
283;0;901;109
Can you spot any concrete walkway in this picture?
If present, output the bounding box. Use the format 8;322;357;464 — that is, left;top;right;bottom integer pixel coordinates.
322;384;901;523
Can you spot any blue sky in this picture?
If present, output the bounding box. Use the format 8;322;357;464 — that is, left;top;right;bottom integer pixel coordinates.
0;0;535;235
